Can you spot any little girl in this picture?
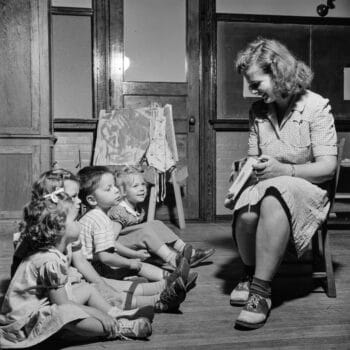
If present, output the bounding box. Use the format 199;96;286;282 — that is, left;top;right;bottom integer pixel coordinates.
109;166;215;270
12;169;187;312
0;190;153;348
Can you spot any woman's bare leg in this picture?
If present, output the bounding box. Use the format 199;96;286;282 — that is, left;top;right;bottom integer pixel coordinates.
254;195;290;281
234;209;259;266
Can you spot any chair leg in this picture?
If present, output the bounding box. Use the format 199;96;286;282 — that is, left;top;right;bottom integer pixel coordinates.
147;185;157;222
171;171;186;229
322;227;336;298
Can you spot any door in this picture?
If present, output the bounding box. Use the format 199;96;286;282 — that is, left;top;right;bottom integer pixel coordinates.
0;0;51;229
106;0;200;220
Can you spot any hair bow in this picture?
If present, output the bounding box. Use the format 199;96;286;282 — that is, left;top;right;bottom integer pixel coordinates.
43;187;64;203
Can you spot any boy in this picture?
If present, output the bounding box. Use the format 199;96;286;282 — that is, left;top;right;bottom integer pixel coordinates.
77;166;188;312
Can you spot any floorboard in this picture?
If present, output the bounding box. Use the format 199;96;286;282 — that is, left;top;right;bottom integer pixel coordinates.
0;222;349;349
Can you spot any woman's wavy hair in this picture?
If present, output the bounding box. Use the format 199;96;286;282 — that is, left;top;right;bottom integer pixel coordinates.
32;168;79;200
19;191;73;251
114;165;144;195
235;37;313;98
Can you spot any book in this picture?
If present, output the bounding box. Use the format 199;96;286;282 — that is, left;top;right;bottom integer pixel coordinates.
224;157;258;210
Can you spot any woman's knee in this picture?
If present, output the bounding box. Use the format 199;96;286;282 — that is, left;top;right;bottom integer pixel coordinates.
260;195;285;218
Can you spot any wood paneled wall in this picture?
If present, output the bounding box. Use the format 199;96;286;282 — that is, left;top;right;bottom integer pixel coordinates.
0;0;51;222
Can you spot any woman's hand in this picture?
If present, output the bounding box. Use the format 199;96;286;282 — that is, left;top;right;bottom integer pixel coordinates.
253;155;290;180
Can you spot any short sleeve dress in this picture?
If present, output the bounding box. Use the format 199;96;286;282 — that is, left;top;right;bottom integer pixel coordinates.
0;248;90;349
233;90;337;257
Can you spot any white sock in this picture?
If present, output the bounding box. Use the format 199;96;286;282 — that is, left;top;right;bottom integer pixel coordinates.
173;239;186;252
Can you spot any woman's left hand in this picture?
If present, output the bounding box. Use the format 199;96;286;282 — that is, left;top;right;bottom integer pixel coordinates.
253;155;289;180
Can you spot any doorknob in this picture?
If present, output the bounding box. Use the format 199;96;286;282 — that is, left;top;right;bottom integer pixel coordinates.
189;116;196;133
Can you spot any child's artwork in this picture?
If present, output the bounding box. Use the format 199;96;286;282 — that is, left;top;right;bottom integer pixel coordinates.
93;104;178;171
94;108;151;165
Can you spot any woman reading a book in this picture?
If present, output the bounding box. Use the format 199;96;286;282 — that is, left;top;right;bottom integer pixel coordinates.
226;38;337;329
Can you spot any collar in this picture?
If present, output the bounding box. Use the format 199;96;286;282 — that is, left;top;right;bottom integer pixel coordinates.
119;200;141;217
291;94;306;113
41;247;68;263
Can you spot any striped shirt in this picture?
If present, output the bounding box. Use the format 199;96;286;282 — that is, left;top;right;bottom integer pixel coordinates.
79;208;116;260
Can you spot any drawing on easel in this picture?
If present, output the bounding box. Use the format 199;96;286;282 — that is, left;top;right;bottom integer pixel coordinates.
93;103;186;228
93;108;151;165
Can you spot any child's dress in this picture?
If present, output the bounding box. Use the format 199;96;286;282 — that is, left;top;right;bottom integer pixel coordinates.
0;248;90;349
108;200;180;251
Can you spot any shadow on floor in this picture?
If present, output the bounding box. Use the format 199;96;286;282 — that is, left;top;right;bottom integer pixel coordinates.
209;232;341;309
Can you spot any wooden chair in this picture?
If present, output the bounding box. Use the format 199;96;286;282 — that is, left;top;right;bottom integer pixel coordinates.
311;137;345;297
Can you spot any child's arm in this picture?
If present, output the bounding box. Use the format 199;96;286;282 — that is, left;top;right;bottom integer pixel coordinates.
72;248;109;284
112;218;150;260
97;250;142;272
114;241;151;260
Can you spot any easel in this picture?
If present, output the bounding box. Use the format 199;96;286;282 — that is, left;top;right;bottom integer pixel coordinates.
147;168;186;229
93;103;186;229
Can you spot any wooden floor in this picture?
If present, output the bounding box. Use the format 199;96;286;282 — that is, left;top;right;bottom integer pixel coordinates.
1;222;350;349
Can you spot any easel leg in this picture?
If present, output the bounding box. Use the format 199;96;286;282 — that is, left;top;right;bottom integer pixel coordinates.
147;185;156;222
171;171;186;229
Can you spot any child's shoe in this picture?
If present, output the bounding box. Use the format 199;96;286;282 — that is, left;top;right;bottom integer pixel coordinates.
112;317;152;339
155;276;186;312
235;293;271;329
186;272;198;292
109;305;155;322
230;275;252;306
175;253;190;284
190;248;216;267
181;243;193;262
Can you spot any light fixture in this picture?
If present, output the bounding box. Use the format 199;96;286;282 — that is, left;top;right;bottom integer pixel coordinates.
316;0;335;17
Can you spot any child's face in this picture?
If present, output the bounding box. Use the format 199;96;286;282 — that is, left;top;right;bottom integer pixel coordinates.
93;173;122;210
124;174;147;205
64;179;81;219
65;205;81;242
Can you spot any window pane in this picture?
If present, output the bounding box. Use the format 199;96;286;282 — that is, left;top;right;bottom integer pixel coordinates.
124;0;186;82
52;15;92;118
51;0;92;8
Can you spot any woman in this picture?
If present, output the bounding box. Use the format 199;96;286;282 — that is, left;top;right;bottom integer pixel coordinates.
227;38;337;329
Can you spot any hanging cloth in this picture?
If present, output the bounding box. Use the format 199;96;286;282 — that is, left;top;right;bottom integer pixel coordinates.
145;106;176;173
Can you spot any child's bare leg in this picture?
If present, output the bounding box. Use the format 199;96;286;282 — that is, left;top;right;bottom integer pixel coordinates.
63;318;107;338
72;283;113;314
254;195;290;281
138;262;167;281
115;292;160;309
234;209;259;266
103;277;166;296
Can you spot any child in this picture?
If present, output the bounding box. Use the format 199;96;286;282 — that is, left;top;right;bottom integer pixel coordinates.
77;166;189;307
109;166;215;268
0;190;153;349
12;169;189;312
